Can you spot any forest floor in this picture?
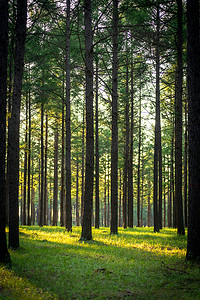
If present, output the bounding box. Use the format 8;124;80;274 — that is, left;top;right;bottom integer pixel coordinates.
0;226;200;299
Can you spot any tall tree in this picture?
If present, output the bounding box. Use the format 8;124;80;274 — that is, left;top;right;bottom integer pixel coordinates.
27;85;31;225
8;0;27;248
186;0;200;261
53;127;58;226
128;57;134;228
175;0;185;235
110;0;118;235
95;57;100;229
43;113;48;225
153;4;161;233
65;0;72;232
81;0;94;240
0;0;10;263
22;97;28;225
39;101;44;227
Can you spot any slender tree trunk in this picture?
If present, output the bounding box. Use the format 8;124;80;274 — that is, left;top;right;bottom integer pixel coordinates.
119;169;122;227
81;0;94;240
128;59;134;228
27;86;31;225
22;97;28;225
137;91;141;227
175;0;185;235
0;0;10;263
186;0;200;261
8;0;27;248
184;101;188;227
31;167;35;225
53;128;59;226
95;58;100;228
39;102;44;227
163;155;166;227
104;170;107;227
107;164;110;227
43;113;48;225
76;158;79;226
147;170;151;227
153;5;161;233
60;95;65;227
81;105;85;225
65;0;72;232
141;158;144;227
110;0;118;234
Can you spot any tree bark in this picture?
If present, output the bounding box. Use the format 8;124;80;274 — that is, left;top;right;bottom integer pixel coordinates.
81;0;94;240
184;101;188;227
60;95;65;227
39;102;44;227
95;57;100;229
22;96;28;225
175;0;185;235
8;0;27;248
137;90;141;227
76;158;80;226
53;128;59;226
110;0;118;234
27;85;31;225
65;0;72;232
44;113;48;225
153;5;161;233
0;0;10;263
186;0;200;261
128;59;134;228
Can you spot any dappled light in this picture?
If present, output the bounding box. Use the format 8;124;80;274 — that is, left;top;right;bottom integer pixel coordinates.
1;226;199;299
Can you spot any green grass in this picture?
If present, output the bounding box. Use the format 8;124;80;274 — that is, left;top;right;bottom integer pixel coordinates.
0;226;200;299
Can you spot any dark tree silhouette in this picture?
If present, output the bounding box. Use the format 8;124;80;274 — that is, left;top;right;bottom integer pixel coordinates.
0;0;10;264
110;0;119;234
81;0;94;240
186;0;200;261
8;0;27;249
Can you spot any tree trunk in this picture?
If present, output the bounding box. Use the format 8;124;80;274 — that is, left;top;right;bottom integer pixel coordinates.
81;0;94;240
0;0;10;263
119;169;122;227
44;113;48;225
60;95;65;227
8;0;27;249
27;85;31;225
95;57;100;229
137;90;141;227
153;5;161;233
104;170;107;227
53;128;59;226
39;102;44;227
147;170;151;227
175;0;185;235
81;105;85;225
65;0;72;232
110;0;118;234
23;96;28;225
128;59;134;228
186;0;200;261
76;158;79;226
184;101;188;227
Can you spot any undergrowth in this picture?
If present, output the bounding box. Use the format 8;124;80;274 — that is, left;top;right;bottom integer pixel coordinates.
0;226;200;299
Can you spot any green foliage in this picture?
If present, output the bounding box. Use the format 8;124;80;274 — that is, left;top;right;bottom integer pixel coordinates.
1;227;200;299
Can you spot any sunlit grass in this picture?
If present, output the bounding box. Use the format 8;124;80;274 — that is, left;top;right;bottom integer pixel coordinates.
1;226;200;299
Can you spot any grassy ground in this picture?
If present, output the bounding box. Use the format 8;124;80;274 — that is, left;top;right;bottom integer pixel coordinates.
0;226;200;299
